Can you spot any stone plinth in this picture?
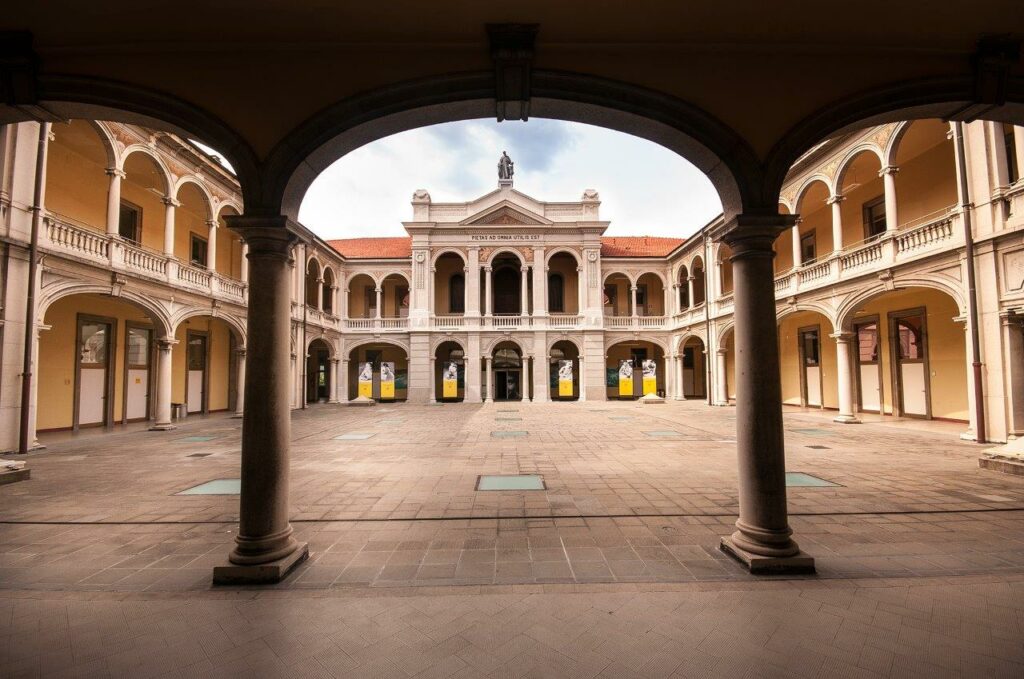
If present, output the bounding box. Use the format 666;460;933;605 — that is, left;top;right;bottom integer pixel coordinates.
720;537;816;575
212;543;309;585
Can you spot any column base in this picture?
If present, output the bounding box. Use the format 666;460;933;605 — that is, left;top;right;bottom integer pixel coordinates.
212;542;309;585
231;412;243;419
832;414;861;424
149;423;177;431
719;537;815;575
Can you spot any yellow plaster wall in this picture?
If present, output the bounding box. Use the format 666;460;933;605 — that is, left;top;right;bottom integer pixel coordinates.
894;141;958;227
852;288;967;420
171;317;233;411
434;256;465;313
798;202;834;258
119;173;166;253
174;186;210;265
45;124;108;231
347;276;375;317
777;312;838;408
38;294;152;430
603;277;631;315
605;342;663;398
840;165;885;246
381;276;409;317
348;344;409;400
774;230;794;273
547;255;579;314
637;275;665;315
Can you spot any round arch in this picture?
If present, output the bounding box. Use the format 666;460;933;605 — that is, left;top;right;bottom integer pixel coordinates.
601;270;635;286
485;248;526;267
835;276;967;332
675;330;708;353
430;248;466;266
37;282;173;339
792;176;833;214
306;334;338;359
547;335;584;356
544;248;581;266
603;334;669;354
833;144;887;195
377;270;412;287
688;253;706;273
346;337;411;358
429;336;465;356
484;335;526;357
170;308;246;342
119;145;173;196
775;302;838;332
216;200;244;221
172;175;216;212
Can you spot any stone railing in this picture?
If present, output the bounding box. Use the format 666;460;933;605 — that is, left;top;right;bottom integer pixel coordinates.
345;318;376;330
432;315;465;329
548;314;582;329
120;241;167;278
775;273;794;295
798;259;832;284
838;240;883;271
605;316;633;329
490;315;525;329
177;263;213;289
342;317;408;331
894;214;955;254
638;315;666;329
380;318;409;330
45;215;109;262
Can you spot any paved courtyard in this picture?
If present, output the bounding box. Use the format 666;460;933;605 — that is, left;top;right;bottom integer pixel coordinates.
2;401;1024;677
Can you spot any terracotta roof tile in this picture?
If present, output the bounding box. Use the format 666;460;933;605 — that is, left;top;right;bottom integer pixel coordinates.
599;236;684;257
327;237;412;259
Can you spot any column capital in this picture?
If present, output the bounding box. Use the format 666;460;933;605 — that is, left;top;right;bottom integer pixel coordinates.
162;196;181;207
721;214;796;257
235;346;247;356
225;215;299;259
879;165;900;176
829;331;855;342
206;219;218;229
826;193;845;205
484;266;493;273
105;167;126;179
156;338;178;350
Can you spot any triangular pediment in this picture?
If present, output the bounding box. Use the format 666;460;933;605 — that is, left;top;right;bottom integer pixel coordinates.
462;201;552;226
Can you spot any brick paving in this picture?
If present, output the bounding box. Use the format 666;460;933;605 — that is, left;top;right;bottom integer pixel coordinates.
1;401;1023;676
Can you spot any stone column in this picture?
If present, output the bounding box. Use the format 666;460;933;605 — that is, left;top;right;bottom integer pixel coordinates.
315;276;324;311
828;194;844;252
465;353;481;403
162;197;178;255
240;243;249;283
577;265;586;316
578;356;586;401
328;357;340;403
206;220;218;270
520;266;529;317
105;168;125;236
790;221;802;268
715;349;728;405
484;356;493;401
341;285;350;321
233;348;246;417
338;358;350;403
719;216;812;573
675;352;685;399
630;285;639;319
686;276;695;310
484;266;493;321
149;338;177;430
880;166;899;232
663;285;671;317
525;355;533;401
831;332;860;424
428;357;437;404
374;287;382;320
214;216;308;584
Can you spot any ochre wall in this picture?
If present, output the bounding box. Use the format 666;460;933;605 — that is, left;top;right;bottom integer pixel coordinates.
174;184;211;267
774;230;794;273
381;276;409;317
45;121;108;231
777;311;839;409
38;294;152;430
547;255;580;314
839;157;885;246
120;154;167;253
637;274;665;315
603;277;631;315
347;275;376;318
171;316;234;411
348;344;408;400
851;288;967;420
605;342;664;399
434;255;465;314
894;140;958;227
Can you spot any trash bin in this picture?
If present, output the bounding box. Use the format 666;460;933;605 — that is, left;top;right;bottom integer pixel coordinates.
171;403;185;420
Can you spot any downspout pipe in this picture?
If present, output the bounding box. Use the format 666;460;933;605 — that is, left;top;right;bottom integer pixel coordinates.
953;121;986;444
19;122;50;454
704;232;713;406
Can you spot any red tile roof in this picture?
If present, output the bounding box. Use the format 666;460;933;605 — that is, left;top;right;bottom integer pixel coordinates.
327;235;684;259
327;237;412;259
599;236;685;257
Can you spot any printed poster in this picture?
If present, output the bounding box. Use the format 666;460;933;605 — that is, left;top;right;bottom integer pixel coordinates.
357;361;373;399
618;360;633;397
442;360;459;399
558;360;574;397
642;359;657;396
380;361;395;400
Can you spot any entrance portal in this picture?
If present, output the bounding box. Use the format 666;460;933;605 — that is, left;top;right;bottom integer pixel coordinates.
492;345;523;401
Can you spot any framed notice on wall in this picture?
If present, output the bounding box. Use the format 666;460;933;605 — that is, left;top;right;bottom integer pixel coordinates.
380;362;395;400
558;360;573;397
358;362;373;398
618;360;633;397
642;359;657;396
442;360;459;399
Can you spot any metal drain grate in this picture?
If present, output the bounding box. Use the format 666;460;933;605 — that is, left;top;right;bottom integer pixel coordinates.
477;474;545;490
786;472;841;487
176;479;240;495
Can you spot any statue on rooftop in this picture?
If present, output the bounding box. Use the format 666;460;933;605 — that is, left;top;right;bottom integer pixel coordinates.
498;151;514;181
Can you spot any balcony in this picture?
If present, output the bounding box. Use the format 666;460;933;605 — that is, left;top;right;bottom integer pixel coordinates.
604;315;667;330
43;214;247;306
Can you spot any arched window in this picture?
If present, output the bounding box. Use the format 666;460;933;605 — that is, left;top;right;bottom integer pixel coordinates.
322;268;334;313
548;273;564;312
449;274;465;313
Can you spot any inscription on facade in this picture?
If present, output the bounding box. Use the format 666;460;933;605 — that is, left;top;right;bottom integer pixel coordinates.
470;234;541;241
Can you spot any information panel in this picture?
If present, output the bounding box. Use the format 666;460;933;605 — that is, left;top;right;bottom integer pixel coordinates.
558;360;574;397
380;361;395;400
357;362;373;398
442;360;459;399
642;359;657;396
618;360;633;397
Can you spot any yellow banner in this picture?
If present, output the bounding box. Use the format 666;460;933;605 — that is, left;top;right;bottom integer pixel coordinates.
618;360;633;397
642;359;657;396
380;361;395;399
558;360;573;397
357;362;373;399
442;361;458;399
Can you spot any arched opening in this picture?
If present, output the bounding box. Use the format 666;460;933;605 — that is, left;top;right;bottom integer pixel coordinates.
676;265;690;310
602;273;631;318
346;273;377;319
490;253;524;316
434;341;465;402
836;150;885;246
44;120;111;235
120;151;169;249
305;259;322;309
778;310;837;409
549;340;580;401
306;338;331;404
216;204;245;280
842;287;967;421
892;120;958;229
490;341;524;401
606;340;665;400
793;180;832;263
717;244;734;296
321;267;335;314
774;202;793;275
434;253;466;316
38;293;164;432
174;315;241;416
635;272;665;317
679;336;707;399
348;342;409;401
547;252;579;315
175;181;213;269
380;273;410;319
691;258;706;306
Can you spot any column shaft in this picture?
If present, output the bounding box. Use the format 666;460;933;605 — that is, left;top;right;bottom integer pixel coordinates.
233;349;246;417
829;195;844;252
150;340;176;430
339;359;350;403
881;166;899;231
1014;126;1024;182
631;285;639;319
715;349;728;405
687;276;695;309
790;223;802;268
375;287;382;320
162;198;177;255
328;358;339;403
675;353;684;399
832;333;859;423
520;267;529;316
206;220;218;270
105;169;124;236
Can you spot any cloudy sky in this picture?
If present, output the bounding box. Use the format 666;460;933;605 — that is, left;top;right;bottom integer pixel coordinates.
296;119;723;240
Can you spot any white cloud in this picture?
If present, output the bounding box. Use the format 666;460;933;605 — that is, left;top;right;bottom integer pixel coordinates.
298;119;722;239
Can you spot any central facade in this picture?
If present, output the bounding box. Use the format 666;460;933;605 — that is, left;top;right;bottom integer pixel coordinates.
329;182;681;404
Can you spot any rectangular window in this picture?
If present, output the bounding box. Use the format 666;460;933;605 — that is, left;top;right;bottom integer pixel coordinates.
862;196;887;239
1005;124;1019;184
365;288;376;318
396;286;409;318
800;328;820;367
190;234;208;268
856;321;879;363
800;231;817;264
126;326;151;367
603;284;617;315
636;285;648;316
118;202;141;243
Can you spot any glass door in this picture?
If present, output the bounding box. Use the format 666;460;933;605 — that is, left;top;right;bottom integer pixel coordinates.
854;319;882;413
798;327;822;407
890;310;930;417
124;325;152;421
186;332;208;414
76;317;113;428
